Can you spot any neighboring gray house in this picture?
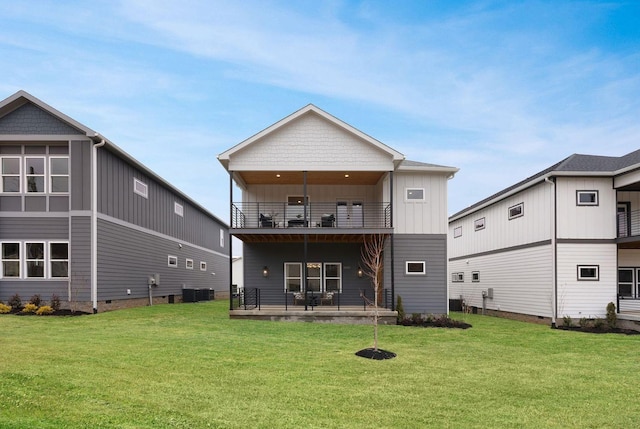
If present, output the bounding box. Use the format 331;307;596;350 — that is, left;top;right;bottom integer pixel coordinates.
0;90;229;312
218;104;458;318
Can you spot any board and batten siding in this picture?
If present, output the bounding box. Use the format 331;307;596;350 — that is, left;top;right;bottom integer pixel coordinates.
449;243;553;317
555;177;616;240
70;140;92;211
390;234;447;314
556;242;617;318
393;172;449;234
449;181;553;259
228;112;394;172
96;218;228;301
97;148;225;251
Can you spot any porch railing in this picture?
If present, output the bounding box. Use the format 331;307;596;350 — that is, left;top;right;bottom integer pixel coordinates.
618;210;640;238
234;288;393;311
231;202;391;229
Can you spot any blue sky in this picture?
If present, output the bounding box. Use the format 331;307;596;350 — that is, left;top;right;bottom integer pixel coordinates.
1;0;639;219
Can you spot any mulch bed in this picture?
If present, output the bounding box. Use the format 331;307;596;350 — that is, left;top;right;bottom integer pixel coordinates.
398;316;472;329
6;308;91;316
554;325;640;335
355;348;397;360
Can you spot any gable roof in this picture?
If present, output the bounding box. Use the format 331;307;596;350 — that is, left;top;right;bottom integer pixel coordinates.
450;149;640;221
217;104;405;170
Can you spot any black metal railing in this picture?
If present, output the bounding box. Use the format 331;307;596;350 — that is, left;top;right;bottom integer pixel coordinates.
234;288;394;311
618;210;640;238
230;202;391;229
616;294;640;313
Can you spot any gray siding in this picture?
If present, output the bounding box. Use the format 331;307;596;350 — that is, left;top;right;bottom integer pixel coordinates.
97;148;227;252
243;242;372;305
70;216;92;301
96;218;229;301
389;234;448;314
0;103;82;134
70;140;91;211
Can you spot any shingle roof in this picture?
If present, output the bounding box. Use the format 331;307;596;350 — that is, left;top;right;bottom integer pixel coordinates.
450;148;640;220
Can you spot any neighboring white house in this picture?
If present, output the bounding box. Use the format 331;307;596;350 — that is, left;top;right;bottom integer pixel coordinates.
448;149;640;324
232;256;244;294
218;104;458;317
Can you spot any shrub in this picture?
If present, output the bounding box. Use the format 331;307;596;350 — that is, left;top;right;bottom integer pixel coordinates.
606;302;617;329
29;294;42;307
395;296;405;323
36;305;54;315
8;294;21;310
21;303;38;313
411;313;423;324
579;317;590;329
563;315;573;327
50;294;61;311
0;303;11;314
593;318;605;330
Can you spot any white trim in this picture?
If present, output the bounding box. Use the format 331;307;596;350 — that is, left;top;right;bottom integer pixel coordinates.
186;258;194;270
454;226;462;238
200;261;207;271
474;217;485;231
1;156;22;193
576;190;598;206
133;178;148;199
0;241;21;279
508;202;524;220
49;156;69;194
48;241;69;279
174;201;184;217
168;255;178;268
577;265;599;281
405;261;426;275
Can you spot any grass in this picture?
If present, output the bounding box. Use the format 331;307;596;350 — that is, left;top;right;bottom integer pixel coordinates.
1;301;640;428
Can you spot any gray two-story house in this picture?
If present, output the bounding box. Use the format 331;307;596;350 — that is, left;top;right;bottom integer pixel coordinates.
0;90;229;312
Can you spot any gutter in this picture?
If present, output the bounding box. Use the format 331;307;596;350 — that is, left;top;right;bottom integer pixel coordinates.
90;133;106;313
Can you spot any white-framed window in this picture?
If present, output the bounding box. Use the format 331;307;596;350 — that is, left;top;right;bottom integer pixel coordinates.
25;242;45;278
1;157;21;193
618;268;634;297
1;242;20;278
186;258;194;270
406;261;426;275
174;202;184;217
454;226;462;238
133;178;148;199
508;202;524;220
49;242;69;278
577;190;598;206
200;261;207;271
284;262;302;292
306;262;322;292
451;272;464;283
474;217;485;231
472;271;480;282
168;255;178;268
578;265;599;281
220;229;224;247
25;157;45;193
324;263;342;292
49;157;69;193
405;188;425;201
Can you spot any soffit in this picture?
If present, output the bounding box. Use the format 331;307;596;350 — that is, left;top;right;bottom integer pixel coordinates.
234;170;385;186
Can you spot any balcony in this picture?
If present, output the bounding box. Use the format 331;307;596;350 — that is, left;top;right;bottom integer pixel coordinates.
231;202;392;242
617;210;640;248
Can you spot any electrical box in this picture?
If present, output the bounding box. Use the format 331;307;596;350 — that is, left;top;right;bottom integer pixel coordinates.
153;273;160;286
148;274;160;286
487;288;494;299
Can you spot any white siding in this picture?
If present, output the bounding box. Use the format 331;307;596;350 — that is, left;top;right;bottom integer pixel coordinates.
617;191;640;213
556;243;617;318
449;244;553;317
615;169;640;189
228;113;393;171
393;172;449;234
449;181;553;259
556;177;616;239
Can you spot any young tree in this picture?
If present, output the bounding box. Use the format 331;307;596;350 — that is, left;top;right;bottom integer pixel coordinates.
356;233;395;360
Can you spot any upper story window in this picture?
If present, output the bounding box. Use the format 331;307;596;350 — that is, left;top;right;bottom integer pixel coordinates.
49;157;69;193
1;155;69;194
577;190;598;206
578;265;599;281
25;157;45;193
508;203;524;220
1;157;21;192
220;229;225;247
405;188;425;202
453;226;462;238
133;178;148;199
474;217;485;231
406;261;426;275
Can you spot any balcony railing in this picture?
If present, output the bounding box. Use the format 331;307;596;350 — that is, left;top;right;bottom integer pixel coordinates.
618;210;640;238
231;202;391;229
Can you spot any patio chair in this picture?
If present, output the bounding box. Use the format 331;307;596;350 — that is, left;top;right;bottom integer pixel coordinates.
259;213;274;228
321;213;335;227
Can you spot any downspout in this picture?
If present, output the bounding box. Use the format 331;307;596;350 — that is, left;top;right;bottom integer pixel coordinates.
229;172;233;311
389;171;395;311
91;137;106;314
545;176;557;327
303;171;308;311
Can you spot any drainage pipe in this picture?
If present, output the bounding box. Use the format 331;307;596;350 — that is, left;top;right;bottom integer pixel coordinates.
91;136;106;314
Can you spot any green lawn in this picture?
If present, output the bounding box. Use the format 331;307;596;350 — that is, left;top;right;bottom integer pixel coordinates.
1;301;639;428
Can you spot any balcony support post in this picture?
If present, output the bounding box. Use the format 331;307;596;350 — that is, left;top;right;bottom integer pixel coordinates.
389;170;395;311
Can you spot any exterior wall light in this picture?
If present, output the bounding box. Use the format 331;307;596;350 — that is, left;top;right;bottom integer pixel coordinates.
262;266;269;277
357;267;363;278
